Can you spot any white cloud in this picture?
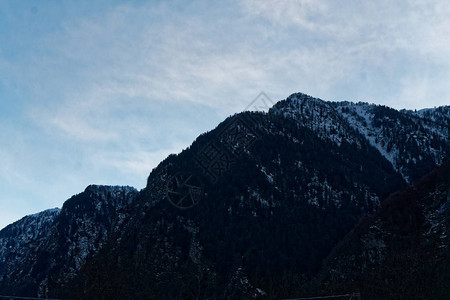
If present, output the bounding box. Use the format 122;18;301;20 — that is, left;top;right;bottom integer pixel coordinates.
1;0;450;227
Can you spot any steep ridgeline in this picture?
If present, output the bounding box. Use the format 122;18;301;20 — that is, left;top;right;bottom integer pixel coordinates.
0;185;138;297
335;101;449;183
272;93;450;183
68;94;448;299
316;161;450;299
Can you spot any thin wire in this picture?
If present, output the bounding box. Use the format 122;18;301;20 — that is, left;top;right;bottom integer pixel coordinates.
282;292;359;300
0;296;63;300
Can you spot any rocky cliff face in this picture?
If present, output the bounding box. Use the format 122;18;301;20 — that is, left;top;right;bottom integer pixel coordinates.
0;185;138;297
0;208;61;292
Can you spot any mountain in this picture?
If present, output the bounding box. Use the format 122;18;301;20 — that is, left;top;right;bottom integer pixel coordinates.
0;185;138;297
0;208;61;295
334;102;449;183
62;94;448;299
273;94;449;183
0;92;448;299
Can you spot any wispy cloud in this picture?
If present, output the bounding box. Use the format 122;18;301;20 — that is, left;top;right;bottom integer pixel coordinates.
241;0;450;107
1;0;450;229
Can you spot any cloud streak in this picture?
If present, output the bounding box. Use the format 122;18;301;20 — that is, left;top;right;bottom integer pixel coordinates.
1;0;450;229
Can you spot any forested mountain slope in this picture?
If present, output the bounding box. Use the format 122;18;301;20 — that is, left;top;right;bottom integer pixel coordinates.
0;92;448;299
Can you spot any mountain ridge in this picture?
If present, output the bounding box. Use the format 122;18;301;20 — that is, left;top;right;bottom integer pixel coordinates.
0;185;138;297
62;95;448;298
0;92;449;298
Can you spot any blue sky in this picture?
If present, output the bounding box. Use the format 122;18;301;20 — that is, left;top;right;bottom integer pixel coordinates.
1;0;450;229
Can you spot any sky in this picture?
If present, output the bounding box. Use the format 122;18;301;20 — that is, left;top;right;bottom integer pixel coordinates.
1;0;450;229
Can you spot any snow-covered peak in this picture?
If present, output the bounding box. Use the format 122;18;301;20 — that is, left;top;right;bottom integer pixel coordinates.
79;185;138;208
0;208;60;275
270;93;449;183
270;93;361;147
286;92;318;102
0;208;60;241
26;207;61;219
84;184;137;194
0;184;139;296
334;102;449;183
